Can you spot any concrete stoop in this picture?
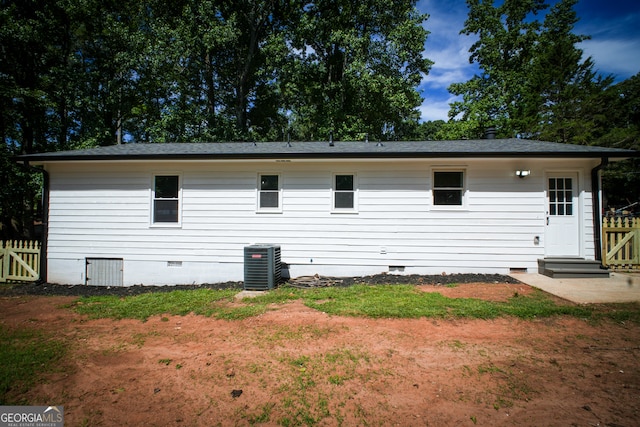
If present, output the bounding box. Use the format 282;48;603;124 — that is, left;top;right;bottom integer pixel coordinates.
538;258;610;279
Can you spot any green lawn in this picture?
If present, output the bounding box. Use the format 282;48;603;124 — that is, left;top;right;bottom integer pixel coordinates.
69;284;640;323
0;326;66;404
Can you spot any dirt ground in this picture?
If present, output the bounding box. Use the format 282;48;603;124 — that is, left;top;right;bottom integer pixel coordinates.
1;282;639;426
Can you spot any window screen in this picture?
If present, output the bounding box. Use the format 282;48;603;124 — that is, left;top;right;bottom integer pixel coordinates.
259;174;280;209
153;175;179;223
334;174;355;209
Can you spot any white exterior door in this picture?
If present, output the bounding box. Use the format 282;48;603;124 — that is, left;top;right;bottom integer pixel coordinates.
545;172;580;257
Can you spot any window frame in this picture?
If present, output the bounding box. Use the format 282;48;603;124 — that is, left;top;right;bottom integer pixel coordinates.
151;173;182;226
331;173;358;213
257;173;282;213
431;169;467;209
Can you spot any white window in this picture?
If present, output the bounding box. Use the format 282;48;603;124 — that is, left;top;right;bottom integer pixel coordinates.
258;174;281;212
152;175;180;223
333;174;357;211
433;171;465;206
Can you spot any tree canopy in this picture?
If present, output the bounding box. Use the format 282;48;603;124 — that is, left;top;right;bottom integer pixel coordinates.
1;0;432;151
440;0;616;143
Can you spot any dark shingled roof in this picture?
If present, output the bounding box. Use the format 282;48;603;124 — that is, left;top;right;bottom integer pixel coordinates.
16;139;638;162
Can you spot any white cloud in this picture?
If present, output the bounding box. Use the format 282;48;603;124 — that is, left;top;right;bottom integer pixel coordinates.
422;68;468;88
427;43;473;70
575;10;640;79
419;94;461;122
580;38;640;78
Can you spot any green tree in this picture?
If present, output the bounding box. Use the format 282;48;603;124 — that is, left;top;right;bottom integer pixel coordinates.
133;0;292;142
522;0;612;144
442;0;613;144
68;0;149;146
444;0;547;139
285;0;432;141
0;0;71;238
598;73;640;209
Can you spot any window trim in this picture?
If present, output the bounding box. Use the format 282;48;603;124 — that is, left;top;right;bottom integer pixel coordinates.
151;173;182;227
331;173;358;213
431;169;467;209
257;173;282;213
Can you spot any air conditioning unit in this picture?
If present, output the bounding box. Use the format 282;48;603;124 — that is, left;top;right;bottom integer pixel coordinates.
244;245;281;290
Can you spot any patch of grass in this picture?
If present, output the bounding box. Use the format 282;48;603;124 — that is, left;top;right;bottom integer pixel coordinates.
130;331;160;348
73;288;237;321
274;347;376;426
301;285;597;320
471;358;539;410
242;289;303;305
213;305;268;320
69;283;640;323
261;325;337;348
328;375;348;385
0;325;66;404
477;363;505;375
593;302;640;324
440;339;468;352
247;402;274;425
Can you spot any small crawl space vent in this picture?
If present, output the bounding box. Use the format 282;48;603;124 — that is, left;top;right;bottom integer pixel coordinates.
243;245;281;290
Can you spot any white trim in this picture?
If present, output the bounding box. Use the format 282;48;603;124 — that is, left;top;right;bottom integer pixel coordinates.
430;168;468;210
150;173;182;227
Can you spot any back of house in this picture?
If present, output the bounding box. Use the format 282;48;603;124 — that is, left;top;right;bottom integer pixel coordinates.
17;139;637;286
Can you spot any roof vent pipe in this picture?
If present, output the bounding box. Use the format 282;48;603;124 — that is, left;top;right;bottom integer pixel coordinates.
329;131;334;147
485;127;496;140
365;133;369;143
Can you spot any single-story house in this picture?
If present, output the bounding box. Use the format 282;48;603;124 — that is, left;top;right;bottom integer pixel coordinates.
17;139;638;286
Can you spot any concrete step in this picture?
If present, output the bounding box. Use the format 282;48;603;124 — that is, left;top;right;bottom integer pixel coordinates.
542;268;611;279
538;258;603;270
538;258;610;278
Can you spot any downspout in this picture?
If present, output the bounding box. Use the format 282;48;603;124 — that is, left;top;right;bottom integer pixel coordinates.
18;162;49;284
591;158;608;263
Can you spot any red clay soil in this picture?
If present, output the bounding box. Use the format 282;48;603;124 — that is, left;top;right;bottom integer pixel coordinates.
1;283;639;426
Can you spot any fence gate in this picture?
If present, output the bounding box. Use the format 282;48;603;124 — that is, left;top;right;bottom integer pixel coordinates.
86;258;124;286
603;217;640;270
0;240;40;282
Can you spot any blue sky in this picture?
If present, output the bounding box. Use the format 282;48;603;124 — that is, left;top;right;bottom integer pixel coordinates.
416;0;640;121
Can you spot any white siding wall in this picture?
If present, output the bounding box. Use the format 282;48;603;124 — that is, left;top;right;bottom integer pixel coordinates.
45;158;598;285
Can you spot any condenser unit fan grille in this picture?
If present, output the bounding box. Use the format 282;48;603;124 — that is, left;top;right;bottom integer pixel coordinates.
244;245;281;290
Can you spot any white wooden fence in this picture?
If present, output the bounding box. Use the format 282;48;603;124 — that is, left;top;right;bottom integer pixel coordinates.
0;240;41;282
602;217;640;270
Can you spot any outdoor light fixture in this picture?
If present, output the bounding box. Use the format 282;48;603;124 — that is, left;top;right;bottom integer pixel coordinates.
516;170;531;178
